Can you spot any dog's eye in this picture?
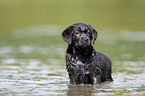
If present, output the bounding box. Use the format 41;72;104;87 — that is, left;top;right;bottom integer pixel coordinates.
87;31;91;34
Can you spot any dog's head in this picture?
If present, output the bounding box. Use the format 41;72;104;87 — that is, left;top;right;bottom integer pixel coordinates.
62;23;98;49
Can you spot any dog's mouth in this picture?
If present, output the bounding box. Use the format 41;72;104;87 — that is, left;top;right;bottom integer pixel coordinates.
78;43;90;49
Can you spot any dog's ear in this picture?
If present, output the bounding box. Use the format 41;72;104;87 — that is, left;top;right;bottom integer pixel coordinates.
62;25;74;44
88;25;98;44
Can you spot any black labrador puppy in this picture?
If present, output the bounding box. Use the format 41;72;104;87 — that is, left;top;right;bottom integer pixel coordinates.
62;23;113;85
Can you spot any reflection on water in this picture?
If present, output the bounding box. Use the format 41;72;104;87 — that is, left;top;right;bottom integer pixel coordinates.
0;26;145;96
67;83;115;96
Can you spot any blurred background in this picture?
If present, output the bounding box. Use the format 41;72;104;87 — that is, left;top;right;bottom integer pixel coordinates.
0;0;145;32
0;0;145;96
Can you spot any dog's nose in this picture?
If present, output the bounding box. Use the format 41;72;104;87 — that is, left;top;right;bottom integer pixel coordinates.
82;37;88;42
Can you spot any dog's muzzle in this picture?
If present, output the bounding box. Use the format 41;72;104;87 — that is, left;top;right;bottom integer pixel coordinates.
81;37;89;42
78;37;90;47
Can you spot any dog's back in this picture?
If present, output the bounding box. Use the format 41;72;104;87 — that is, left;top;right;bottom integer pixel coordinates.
95;51;113;81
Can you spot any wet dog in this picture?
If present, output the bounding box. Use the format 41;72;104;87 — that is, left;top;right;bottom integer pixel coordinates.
62;23;113;85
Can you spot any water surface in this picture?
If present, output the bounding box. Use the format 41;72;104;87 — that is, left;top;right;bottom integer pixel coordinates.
0;26;145;96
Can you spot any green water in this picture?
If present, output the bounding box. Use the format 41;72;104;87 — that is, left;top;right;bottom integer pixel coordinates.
0;0;145;96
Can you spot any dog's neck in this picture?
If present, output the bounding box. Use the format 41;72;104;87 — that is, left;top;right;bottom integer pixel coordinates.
75;47;92;56
67;44;94;56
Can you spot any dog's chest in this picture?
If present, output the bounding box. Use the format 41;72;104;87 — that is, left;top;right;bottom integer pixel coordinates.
74;55;94;74
75;55;93;65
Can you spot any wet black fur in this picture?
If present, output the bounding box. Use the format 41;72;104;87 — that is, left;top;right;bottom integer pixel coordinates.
62;23;113;85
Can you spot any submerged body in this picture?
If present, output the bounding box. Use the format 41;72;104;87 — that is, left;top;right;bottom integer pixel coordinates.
66;45;113;84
